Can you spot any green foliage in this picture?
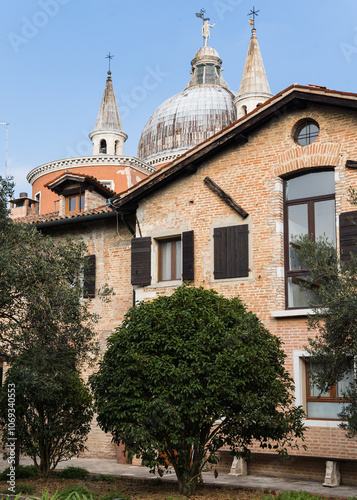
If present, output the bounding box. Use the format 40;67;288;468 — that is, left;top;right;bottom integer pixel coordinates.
262;492;327;500
57;467;89;480
99;492;130;500
91;284;305;496
297;234;357;436
36;491;61;500
0;366;93;478
0;176;100;477
58;485;93;500
0;493;22;500
90;474;116;482
0;465;38;480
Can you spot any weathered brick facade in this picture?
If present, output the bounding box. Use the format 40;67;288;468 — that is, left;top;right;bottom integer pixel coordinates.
17;84;357;484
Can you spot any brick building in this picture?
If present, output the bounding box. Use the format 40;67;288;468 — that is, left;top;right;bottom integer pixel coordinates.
10;23;357;485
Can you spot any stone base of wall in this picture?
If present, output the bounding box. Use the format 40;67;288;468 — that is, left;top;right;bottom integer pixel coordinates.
213;451;357;486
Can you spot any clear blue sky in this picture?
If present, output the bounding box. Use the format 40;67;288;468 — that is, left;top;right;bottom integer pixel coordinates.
0;0;357;196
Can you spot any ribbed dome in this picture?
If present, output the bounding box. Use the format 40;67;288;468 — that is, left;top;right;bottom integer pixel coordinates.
137;87;236;165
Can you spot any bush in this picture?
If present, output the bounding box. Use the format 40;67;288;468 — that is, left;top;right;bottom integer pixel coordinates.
58;485;93;500
90;474;116;482
0;465;38;480
57;467;89;480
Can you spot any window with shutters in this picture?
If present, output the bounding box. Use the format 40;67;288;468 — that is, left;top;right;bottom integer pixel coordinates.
213;224;249;280
158;238;181;281
0;362;3;388
131;231;194;287
284;170;335;308
83;254;96;298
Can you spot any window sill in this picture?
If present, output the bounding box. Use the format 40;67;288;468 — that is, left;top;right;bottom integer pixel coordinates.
302;419;345;428
271;308;315;318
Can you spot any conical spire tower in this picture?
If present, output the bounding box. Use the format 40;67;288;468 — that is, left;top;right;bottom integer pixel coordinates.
234;28;272;118
89;71;128;156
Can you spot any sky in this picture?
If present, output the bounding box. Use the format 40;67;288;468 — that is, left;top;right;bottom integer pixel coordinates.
0;0;357;197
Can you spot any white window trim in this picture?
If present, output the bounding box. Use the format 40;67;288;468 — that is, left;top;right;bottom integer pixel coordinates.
35;191;41;212
293;350;347;428
99;179;115;191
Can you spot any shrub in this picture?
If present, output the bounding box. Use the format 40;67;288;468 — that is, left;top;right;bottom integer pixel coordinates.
90;474;116;482
57;467;89;480
99;492;131;500
58;485;93;500
0;465;38;481
262;493;327;500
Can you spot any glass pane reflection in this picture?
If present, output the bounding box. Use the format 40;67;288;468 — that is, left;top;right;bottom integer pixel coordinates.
286;171;334;201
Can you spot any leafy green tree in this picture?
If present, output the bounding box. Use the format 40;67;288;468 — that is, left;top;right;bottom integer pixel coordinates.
91;284;305;496
0;360;93;477
0;177;99;475
297;234;357;436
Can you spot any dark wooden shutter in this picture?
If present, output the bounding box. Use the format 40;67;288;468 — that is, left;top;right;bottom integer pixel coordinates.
182;230;194;281
214;227;227;279
214;225;249;279
131;237;151;286
83;254;96;298
340;211;357;263
0;365;3;388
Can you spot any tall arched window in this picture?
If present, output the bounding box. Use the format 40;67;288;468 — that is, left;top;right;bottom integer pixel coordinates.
100;139;107;154
284;170;335;309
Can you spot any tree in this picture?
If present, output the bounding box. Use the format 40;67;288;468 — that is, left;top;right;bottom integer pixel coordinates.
0;360;93;477
90;284;305;496
297;234;357;436
0;177;99;476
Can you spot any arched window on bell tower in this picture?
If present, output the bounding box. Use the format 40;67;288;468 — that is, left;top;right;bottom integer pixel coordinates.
100;139;107;154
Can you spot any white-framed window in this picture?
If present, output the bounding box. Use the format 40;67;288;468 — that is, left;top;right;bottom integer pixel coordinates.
293;350;353;424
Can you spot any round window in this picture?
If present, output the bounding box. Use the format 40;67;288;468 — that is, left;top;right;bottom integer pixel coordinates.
294;119;319;146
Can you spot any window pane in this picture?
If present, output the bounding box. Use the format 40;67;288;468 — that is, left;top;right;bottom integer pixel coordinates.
68;197;76;211
287;276;319;308
315;199;336;245
286;171;335;200
336;368;354;397
307;401;348;419
205;64;215;84
288;204;308;270
161;242;171;280
308;360;330;397
175;240;181;279
196;65;204;84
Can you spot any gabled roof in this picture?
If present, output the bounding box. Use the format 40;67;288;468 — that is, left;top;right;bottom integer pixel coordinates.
111;84;357;212
24;205;115;228
45;172;116;198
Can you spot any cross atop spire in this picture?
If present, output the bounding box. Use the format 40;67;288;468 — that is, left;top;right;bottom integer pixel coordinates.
106;52;114;72
248;6;260;30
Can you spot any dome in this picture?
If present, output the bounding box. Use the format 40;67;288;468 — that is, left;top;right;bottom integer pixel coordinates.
137;43;237;166
137;86;237;165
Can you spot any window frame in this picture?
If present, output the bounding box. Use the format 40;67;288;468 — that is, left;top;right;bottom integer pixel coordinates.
158;237;182;282
283;171;335;309
306;359;353;421
66;193;85;214
294;119;320;147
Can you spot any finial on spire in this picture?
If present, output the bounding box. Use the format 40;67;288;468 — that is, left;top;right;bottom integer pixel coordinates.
106;52;114;72
248;6;260;31
196;9;215;47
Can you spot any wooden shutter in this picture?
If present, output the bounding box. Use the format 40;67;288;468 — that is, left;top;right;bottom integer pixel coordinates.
131;237;151;286
214;225;249;279
182;230;194;281
340;211;357;263
83;254;96;298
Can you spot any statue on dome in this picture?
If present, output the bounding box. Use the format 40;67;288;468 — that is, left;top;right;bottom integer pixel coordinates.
201;19;215;46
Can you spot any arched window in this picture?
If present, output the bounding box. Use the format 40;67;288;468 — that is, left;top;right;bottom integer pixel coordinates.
241;105;248;116
100;139;107;154
115;140;119;155
284;170;335;308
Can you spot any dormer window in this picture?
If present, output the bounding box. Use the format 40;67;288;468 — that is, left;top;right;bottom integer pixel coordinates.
100;139;107;154
66;194;85;213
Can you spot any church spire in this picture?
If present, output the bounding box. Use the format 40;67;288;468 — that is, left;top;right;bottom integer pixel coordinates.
234;24;273;118
89;69;128;156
